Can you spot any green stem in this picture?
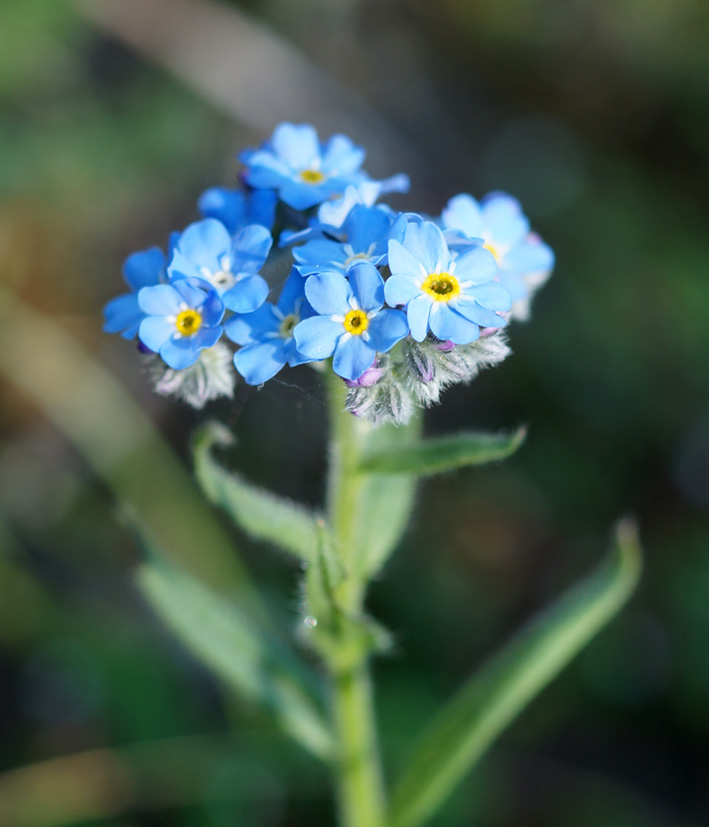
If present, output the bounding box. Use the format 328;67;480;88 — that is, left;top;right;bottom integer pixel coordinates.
324;370;386;827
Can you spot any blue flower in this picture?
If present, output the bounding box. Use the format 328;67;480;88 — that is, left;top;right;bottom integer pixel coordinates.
138;279;225;370
441;192;554;305
103;245;170;339
225;268;315;385
293;206;407;276
294;261;409;382
240;123;367;210
168;218;271;314
386;220;511;345
316;176;409;230
198;187;277;234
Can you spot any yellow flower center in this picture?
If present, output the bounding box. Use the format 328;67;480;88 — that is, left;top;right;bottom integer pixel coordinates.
175;309;202;336
343;309;369;335
279;313;298;338
300;169;326;184
421;272;460;302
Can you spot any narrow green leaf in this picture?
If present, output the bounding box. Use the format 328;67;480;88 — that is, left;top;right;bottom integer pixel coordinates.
137;559;335;762
388;520;642;827
359;426;526;477
194;422;323;561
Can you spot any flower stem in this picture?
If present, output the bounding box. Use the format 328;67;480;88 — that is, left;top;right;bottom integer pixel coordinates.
324;371;387;827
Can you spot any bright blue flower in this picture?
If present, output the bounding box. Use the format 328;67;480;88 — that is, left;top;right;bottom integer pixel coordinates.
294;261;409;382
103;245;171;339
441;192;554;305
386;220;511;345
240;123;367;210
198;187;277;234
168;218;271;314
292;206;407;276
138;278;224;370
225;268;315;386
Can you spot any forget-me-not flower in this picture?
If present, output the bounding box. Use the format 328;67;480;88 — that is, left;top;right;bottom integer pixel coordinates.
294;261;409;382
386;220;511;345
168;218;271;314
441;193;554;314
292;205;407;276
138;278;224;370
198;187;277;234
240;123;367;210
225;268;314;385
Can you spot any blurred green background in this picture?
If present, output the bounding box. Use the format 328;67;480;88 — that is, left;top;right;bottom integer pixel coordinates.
1;0;708;824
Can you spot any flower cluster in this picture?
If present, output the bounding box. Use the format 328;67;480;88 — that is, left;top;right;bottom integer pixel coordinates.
104;122;554;422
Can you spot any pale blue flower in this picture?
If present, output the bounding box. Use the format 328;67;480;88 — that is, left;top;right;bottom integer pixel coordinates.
386;220;511;344
138;279;224;370
168;218;271;314
103;246;168;339
441;192;554;306
225;269;314;385
294;261;408;382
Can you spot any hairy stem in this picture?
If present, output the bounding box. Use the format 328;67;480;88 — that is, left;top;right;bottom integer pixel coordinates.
324;371;386;827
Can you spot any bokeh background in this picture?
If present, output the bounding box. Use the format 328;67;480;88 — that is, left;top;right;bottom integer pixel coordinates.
1;0;709;824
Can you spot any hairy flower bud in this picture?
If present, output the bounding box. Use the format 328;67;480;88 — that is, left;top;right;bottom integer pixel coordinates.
150;343;236;409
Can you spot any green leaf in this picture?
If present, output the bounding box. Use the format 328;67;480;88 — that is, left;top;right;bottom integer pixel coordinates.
356;417;423;578
137;559;335;762
359;426;526;477
193;422;323;562
388;519;642;827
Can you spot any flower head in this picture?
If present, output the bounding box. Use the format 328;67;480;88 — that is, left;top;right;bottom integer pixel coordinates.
386;220;511;345
225;268;315;386
138;278;224;370
168;218;271;314
294;261;409;382
240;123;367;210
441;193;554;318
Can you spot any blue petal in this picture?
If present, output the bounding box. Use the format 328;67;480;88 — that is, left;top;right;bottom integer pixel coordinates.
293;238;347;271
463;280;511;311
159;336;201;370
304;273;351;316
384;274;421;307
173;278;214;310
366;309;408;352
191;325;224;350
167;249;204;282
388;239;427;282
138;284;182;316
103;294;143;338
279;180;332;210
348;261;384;312
441;194;483;238
224;304;279;346
333;335;375;381
123;247;165;290
222;274;269;314
453;299;507;328
177;219;231;269
503;238;555;273
454;245;498;284
293;316;342;360
231;224;273;275
429;304;479;345
198;187;247;234
406;294;432;342
320;134;365;176
247;190;277;230
481;193;529;246
402;221;449;274
243;150;291;188
346;206;391;252
271;123;320;170
139;315;177;351
234;341;289;385
276;269;307;314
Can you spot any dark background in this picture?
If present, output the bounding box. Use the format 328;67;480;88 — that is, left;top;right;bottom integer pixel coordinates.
1;0;708;824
